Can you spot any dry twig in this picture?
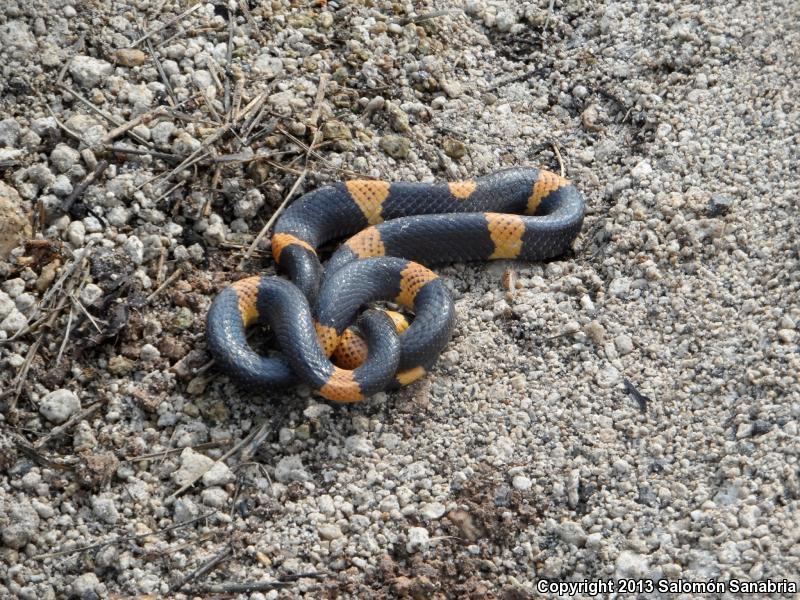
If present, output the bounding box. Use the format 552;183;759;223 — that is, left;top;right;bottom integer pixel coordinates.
32;511;217;560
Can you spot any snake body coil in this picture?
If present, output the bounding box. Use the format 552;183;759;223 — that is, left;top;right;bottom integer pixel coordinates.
206;167;585;402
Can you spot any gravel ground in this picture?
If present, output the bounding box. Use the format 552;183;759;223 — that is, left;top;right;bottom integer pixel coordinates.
1;0;798;598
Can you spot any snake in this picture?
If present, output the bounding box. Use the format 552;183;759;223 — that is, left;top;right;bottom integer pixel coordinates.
206;167;585;402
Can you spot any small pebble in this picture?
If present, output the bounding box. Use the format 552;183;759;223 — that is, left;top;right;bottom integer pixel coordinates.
39;389;81;423
406;527;430;553
379;135;410;159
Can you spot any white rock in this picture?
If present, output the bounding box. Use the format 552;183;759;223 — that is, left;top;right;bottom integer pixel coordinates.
234;189;265;219
67;220;86;247
139;343;160;362
558;521;587;546
317;523;343;540
14;292;34;312
512;475;532;491
253;54;284;79
71;573;102;599
173;498;199;523
39;389;81;423
202;461;234;487
202;221;226;246
2;277;25;298
172;448;215;486
274;455;309;483
0;291;15;320
406;527;430;553
92;496;119;524
69;55;114;89
0;20;36;54
0;118;21;147
79;283;104;306
52;174;73;196
345;434;374;457
614;334;634;355
50;143;81;173
586;532;603;550
317;495;336;516
420;502;446;520
615;550;650;579
123;235;144;264
631;160;653;179
151;121;176;146
608;277;631;298
0;309;28;334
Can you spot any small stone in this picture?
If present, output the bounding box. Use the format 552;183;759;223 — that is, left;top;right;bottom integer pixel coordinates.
172;131;201;156
201;487;229;508
615;551;650;579
406;527;430;553
79;283;103;306
123;235;144;264
69;55;114;89
510;373;526;390
151;121;176;146
0;182;32;259
585;320;605;344
321;120;352;141
379;135;410;159
586;532;603;550
139;343;160;362
113;48;146;67
3;277;25;298
71;572;102;599
443;137;466;159
67;220;86;247
173;498;199;523
107;206;130;227
495;10;517;31
15;292;35;312
203;221;226;246
92;496;119;524
420;502;446;519
52;174;73;196
234;189;265;219
386;103;411;133
345;434;374;457
107;355;134;375
50;144;81;173
127;83;154;112
274;455;309;483
173;448;215;486
631;160;652;179
736;422;753;439
31;117;59;139
202;461;234;486
0;118;21;147
317;523;343;540
707;193;733;216
253;54;284;79
614;334;634;355
73;421;97;452
441;80;463;98
777;329;796;343
0;309;27;334
366;96;385;113
608;277;631;299
39;388;81;423
0;291;14;320
512;475;532;491
558;521;587;546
